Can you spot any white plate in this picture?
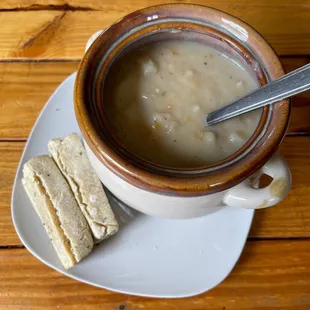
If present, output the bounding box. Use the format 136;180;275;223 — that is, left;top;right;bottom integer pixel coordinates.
11;73;254;298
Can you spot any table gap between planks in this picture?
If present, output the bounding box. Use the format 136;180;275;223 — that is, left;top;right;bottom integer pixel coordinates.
0;1;310;309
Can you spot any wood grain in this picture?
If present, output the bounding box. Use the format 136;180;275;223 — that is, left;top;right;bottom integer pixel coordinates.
283;57;310;135
1;241;310;309
0;62;79;139
0;58;309;140
0;142;24;246
2;137;310;246
0;1;310;308
1;0;310;12
0;1;310;59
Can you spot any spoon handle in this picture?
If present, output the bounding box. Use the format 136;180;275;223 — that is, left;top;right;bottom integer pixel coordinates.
206;63;310;126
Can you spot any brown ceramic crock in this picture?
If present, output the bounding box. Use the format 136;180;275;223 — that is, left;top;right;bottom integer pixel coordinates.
74;4;290;206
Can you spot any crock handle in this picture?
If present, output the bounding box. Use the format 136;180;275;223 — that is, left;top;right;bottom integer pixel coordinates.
223;153;291;209
85;30;105;53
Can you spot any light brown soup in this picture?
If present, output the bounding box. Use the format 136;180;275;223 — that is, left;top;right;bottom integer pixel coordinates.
104;41;261;168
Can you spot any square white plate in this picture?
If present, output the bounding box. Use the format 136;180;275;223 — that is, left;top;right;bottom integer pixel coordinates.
11;73;254;298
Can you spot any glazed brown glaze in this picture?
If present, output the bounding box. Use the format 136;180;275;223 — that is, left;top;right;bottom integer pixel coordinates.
75;4;290;196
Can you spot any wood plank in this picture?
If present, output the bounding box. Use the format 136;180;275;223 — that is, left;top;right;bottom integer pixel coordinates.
1;241;310;309
281;57;310;135
0;142;24;246
0;1;310;59
0;59;309;140
2;0;310;13
0;62;79;139
0;11;112;60
1;137;310;246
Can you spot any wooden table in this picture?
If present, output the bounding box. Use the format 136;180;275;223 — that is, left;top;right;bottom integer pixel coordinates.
1;1;310;309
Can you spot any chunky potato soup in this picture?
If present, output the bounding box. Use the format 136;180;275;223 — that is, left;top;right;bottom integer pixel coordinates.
104;41;261;168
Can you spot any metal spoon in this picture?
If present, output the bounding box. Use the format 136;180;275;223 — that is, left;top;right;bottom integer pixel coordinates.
206;63;310;126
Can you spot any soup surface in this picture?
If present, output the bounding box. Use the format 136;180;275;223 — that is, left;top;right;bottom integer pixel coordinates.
104;40;261;168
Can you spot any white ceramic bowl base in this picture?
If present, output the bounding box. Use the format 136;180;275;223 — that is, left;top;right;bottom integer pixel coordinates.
11;73;254;298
